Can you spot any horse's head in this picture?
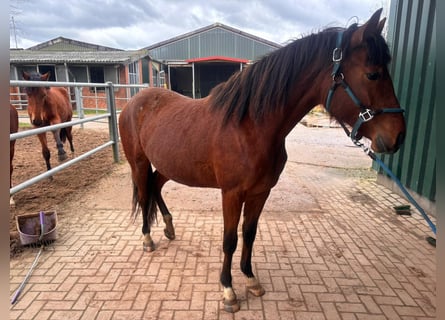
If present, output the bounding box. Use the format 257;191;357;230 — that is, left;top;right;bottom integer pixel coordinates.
22;71;51;126
326;9;406;154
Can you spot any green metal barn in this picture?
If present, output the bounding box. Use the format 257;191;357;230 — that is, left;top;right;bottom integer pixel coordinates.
376;0;436;217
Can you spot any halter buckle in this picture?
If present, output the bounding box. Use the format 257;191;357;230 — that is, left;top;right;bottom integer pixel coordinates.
359;109;374;122
332;72;344;83
332;48;342;62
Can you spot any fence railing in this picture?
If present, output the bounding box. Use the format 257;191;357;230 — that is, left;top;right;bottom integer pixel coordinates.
9;80;149;196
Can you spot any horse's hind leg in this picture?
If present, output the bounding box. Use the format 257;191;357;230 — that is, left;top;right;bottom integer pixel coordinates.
130;158;157;252
153;171;175;240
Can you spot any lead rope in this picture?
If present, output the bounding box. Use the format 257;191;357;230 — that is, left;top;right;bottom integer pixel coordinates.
360;139;436;236
328;31;436;242
11;212;46;304
340;119;437;239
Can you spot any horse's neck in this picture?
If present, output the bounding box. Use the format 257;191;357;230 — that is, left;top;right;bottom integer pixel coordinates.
275;77;329;139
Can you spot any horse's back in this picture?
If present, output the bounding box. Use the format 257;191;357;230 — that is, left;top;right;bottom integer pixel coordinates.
56;87;70;102
50;87;72;121
120;87;198;132
53;87;71;106
124;87;193;111
119;87;221;187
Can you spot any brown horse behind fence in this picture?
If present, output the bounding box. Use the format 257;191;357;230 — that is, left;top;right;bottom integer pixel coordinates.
22;71;74;175
119;9;406;312
10;104;18;206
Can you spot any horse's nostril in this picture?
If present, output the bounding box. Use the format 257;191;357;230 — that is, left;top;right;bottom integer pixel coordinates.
396;132;405;149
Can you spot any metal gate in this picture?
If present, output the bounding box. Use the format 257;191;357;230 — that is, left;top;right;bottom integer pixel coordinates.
9;80;148;196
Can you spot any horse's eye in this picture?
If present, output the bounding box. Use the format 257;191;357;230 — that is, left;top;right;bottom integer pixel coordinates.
366;72;381;81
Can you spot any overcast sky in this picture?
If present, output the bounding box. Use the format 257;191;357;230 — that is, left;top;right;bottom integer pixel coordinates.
10;0;391;50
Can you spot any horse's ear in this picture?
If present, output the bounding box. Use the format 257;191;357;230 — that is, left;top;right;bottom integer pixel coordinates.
377;17;386;34
350;8;384;47
22;71;30;80
41;72;51;81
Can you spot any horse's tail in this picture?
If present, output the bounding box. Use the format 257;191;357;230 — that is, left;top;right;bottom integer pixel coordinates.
60;128;67;143
131;163;158;227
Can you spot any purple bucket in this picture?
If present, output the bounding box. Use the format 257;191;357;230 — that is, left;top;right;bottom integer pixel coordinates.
16;211;58;246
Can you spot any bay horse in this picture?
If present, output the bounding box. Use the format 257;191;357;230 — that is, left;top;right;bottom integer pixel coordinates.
10;104;19;206
22;71;74;175
119;9;406;312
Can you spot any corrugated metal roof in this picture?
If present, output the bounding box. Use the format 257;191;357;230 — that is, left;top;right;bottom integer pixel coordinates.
145;22;281;51
27;36;122;51
147;23;280;62
10;49;152;64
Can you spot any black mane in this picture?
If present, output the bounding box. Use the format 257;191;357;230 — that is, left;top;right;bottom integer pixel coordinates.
23;71;50;94
209;23;391;125
24;71;43;81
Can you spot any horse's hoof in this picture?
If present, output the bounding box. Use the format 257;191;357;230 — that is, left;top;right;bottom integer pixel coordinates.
223;299;240;313
143;240;155;252
163;215;175;240
164;228;175;240
58;153;67;162
247;284;266;297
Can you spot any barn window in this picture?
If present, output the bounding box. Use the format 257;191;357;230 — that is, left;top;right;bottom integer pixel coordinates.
89;66;105;91
152;66;158;87
90;66;105;83
128;62;139;96
159;70;166;88
69;66;88;82
37;65;56;81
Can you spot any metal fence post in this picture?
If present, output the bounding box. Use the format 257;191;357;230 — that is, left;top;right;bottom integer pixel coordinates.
74;86;84;128
105;81;120;163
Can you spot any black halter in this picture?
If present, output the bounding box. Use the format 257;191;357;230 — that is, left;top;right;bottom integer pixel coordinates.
325;32;404;143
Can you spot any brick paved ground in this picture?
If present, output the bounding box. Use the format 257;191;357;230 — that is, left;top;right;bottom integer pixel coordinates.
10;122;436;319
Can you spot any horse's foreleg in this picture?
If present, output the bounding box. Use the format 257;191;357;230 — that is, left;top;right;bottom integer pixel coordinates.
66;127;74;152
221;190;243;313
52;129;67;161
37;133;53;176
153;171;175;240
241;191;270;298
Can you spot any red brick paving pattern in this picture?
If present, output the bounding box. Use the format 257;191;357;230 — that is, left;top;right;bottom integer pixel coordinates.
10;123;436;320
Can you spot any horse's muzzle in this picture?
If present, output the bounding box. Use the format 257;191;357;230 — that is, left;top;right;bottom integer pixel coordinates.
375;131;405;154
395;131;406;149
32;119;43;126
